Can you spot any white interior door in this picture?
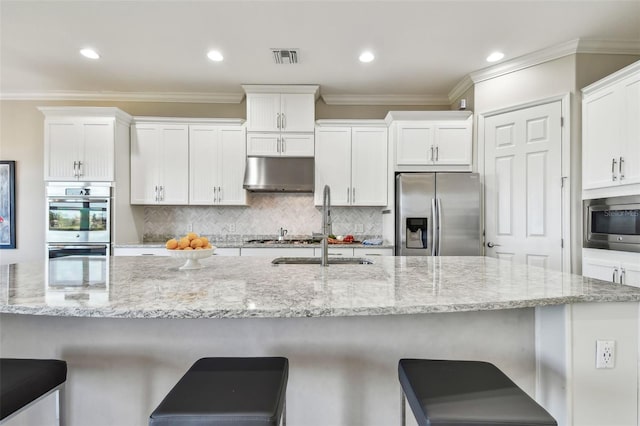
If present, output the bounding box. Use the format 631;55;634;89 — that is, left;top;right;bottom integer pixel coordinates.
484;100;563;270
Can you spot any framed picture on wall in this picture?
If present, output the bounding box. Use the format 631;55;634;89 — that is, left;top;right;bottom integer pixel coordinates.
0;161;16;249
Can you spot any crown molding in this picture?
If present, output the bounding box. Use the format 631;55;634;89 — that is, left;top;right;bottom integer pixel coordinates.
447;75;474;104
242;84;320;99
1;91;245;103
37;106;133;123
321;94;449;106
315;119;387;127
132;116;245;125
577;39;640;55
384;110;472;125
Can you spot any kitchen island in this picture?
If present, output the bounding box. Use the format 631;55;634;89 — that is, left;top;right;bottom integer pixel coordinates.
1;256;639;426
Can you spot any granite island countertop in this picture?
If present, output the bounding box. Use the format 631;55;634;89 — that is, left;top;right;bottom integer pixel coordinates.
2;256;640;319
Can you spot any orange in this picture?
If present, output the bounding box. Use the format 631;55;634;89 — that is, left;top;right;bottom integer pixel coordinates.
186;232;198;241
190;238;203;249
183;246;194;250
200;236;209;246
178;237;190;249
165;238;178;250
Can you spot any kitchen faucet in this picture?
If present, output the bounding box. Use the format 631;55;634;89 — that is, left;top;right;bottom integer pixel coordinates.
321;185;331;266
277;227;288;241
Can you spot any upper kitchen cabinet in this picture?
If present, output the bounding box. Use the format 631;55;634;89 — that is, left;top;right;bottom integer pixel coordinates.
130;120;189;205
243;85;319;157
189;122;247;205
582;60;640;198
385;111;473;172
314;120;388;206
39;107;132;181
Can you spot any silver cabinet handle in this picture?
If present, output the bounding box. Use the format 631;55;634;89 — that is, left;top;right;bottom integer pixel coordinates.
159;185;164;202
435;147;439;161
77;160;83;177
218;186;222;203
487;242;501;248
620;267;626;284
347;187;350;203
282;138;286;154
282;113;286;129
430;146;434;161
213;187;217;203
73;161;78;177
619;157;624;180
352;187;355;204
277;137;281;153
154;185;158;202
613;267;618;283
612;158;618;181
277;113;281;129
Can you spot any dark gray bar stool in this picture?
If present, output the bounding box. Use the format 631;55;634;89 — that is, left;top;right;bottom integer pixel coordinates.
149;357;288;426
398;359;557;426
0;358;67;425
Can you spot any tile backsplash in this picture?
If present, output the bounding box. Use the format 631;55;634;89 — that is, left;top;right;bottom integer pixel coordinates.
144;193;384;241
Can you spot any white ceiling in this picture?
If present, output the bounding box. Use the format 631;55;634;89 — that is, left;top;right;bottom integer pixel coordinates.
1;0;639;104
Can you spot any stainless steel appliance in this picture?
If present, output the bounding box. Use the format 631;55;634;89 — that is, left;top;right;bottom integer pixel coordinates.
46;183;111;244
395;173;481;256
584;195;640;253
243;157;314;192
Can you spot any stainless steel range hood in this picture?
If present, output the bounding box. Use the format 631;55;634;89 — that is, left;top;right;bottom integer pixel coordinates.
243;157;314;192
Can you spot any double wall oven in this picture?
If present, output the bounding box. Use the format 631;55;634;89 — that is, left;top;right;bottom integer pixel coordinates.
46;183;112;258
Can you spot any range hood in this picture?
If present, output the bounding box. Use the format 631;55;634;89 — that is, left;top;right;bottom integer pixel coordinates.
243;157;314;192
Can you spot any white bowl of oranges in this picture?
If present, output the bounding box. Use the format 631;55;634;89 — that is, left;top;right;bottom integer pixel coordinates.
165;233;216;270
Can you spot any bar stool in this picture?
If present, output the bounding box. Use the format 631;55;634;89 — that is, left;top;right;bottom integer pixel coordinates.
398;359;557;426
0;358;67;425
149;357;289;426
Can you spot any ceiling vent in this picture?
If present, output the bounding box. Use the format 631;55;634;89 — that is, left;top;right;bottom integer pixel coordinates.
271;49;299;64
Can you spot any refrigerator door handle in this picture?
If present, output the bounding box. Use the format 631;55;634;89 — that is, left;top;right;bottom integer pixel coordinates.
431;198;438;256
437;198;442;256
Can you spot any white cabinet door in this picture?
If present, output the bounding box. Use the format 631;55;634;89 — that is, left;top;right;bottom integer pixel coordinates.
189;126;220;205
247;133;280;156
621;261;640;288
113;247;168;256
314;127;351;206
351;127;388;206
434;122;472;166
621;73;640;186
582;257;619;283
353;247;394;256
79;121;115;181
281;133;314;156
130;125;160;204
158;125;189;205
246;93;280;132
396;123;433;165
45;121;79;181
218;127;247;205
280;93;315;132
582;88;621;190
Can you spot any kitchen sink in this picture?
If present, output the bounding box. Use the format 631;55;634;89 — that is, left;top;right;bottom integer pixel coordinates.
271;257;373;265
246;239;318;245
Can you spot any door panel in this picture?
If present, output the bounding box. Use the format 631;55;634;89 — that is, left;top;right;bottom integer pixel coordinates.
314;127;351;206
351;127;387;206
436;173;481;256
485;100;563;271
395;173;435;256
189;126;219;205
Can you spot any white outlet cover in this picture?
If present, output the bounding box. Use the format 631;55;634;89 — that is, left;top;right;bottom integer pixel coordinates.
596;340;615;369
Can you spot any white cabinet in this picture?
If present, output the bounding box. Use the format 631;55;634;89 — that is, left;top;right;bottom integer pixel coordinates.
385;111;473;171
314;121;388;206
314;247;394;257
189;125;247;205
130;123;189;205
243;85;319;157
582;248;640;288
246;133;314;157
582;60;640;196
245;92;316;133
40;107;132;181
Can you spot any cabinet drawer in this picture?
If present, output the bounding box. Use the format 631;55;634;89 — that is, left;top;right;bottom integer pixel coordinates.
241;247;315;257
113;247;167;256
354;247;394;256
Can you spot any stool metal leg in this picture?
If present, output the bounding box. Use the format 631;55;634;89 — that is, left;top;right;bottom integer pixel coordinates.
56;384;66;426
400;389;406;426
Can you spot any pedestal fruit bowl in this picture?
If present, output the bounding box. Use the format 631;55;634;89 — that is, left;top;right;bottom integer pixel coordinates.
165;233;215;270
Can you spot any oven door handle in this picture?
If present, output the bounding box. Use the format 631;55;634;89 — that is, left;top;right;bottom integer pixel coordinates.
48;245;108;250
48;198;110;203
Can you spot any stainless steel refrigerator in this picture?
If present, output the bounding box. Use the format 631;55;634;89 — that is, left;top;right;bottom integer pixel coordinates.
395;173;481;256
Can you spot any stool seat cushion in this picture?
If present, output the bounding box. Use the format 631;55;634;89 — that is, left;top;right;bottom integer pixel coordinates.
399;359;556;426
0;358;67;420
149;357;288;426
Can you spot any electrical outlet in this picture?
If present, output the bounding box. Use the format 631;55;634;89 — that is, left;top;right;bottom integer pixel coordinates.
596;340;615;369
187;223;193;232
355;223;364;233
228;223;236;233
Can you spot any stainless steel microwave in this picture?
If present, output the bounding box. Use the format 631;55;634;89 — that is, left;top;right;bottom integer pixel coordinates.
584;195;640;252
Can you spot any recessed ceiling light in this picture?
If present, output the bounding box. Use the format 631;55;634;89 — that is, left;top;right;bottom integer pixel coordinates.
359;51;375;63
80;48;100;59
486;51;505;63
207;50;224;62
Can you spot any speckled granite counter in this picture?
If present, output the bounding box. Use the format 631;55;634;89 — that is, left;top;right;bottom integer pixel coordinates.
115;241;394;249
2;256;639;319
